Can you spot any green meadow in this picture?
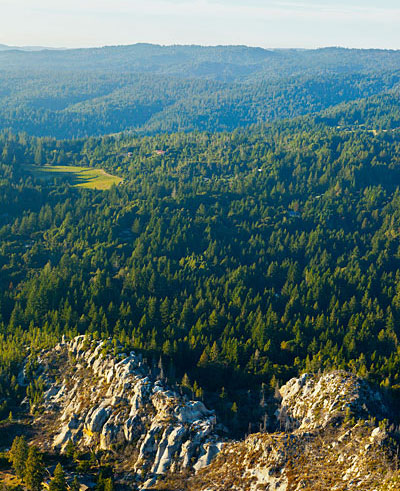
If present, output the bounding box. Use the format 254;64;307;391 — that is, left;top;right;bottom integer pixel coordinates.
23;165;123;190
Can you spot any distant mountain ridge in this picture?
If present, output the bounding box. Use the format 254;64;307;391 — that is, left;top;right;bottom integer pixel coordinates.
1;43;400;77
0;43;63;52
0;43;400;138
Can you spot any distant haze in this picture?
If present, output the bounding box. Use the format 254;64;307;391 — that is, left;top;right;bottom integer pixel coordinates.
1;0;400;49
0;44;64;51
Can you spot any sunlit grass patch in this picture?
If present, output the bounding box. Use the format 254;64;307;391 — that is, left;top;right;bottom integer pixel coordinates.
23;165;123;190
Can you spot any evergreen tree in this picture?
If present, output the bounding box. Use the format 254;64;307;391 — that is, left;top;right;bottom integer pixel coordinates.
9;436;28;480
104;478;114;491
49;464;67;491
65;440;75;459
70;477;80;491
24;446;45;491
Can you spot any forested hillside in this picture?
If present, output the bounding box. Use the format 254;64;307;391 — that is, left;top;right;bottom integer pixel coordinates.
2;101;400;430
317;90;400;129
1;45;400;137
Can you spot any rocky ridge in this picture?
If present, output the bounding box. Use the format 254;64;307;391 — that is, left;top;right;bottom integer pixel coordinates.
27;339;400;490
32;336;223;489
277;371;387;432
158;371;400;491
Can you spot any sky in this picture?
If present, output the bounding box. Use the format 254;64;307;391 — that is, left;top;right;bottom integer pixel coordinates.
1;0;400;50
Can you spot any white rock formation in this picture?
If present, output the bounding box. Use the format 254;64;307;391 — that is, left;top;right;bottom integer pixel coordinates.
188;371;394;491
37;336;223;488
278;371;386;432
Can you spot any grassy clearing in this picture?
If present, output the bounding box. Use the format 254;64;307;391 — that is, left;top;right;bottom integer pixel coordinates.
23;165;123;190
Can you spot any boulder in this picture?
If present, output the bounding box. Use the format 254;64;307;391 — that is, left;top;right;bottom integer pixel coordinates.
85;405;112;433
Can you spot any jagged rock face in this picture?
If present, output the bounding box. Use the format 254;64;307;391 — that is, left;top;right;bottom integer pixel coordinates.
278;371;387;432
31;346;399;491
162;372;399;491
35;336;222;486
187;423;400;491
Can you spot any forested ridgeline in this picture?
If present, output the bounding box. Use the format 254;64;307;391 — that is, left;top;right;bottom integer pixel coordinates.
1;45;400;137
2;45;400;78
317;90;400;130
2;117;400;428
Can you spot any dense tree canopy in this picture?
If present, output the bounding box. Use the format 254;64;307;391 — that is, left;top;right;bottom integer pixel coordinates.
0;45;399;138
1;96;400;429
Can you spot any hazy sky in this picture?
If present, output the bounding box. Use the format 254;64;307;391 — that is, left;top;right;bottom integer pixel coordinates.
1;0;400;49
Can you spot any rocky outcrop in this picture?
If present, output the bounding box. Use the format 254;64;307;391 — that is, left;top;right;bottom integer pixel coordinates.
277;371;387;432
168;372;399;491
31;344;400;491
34;336;223;487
